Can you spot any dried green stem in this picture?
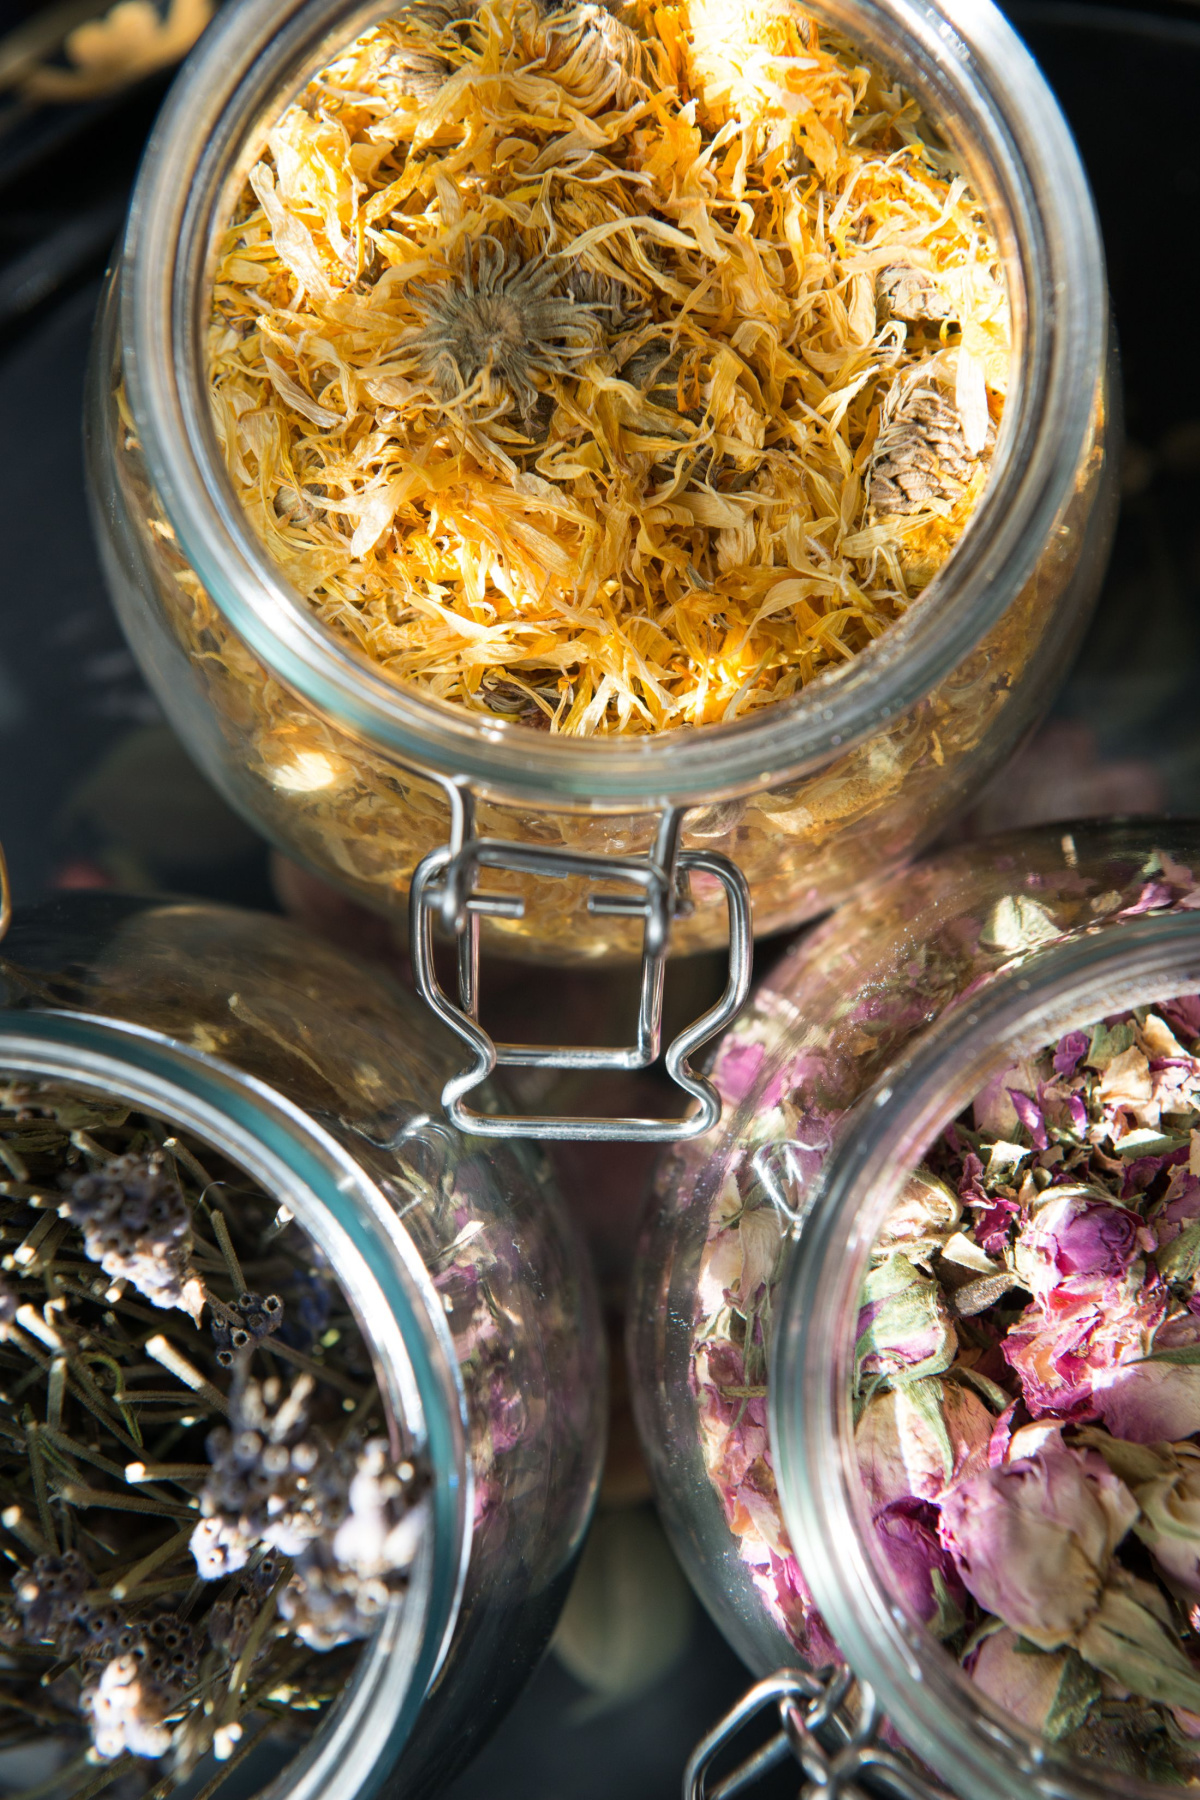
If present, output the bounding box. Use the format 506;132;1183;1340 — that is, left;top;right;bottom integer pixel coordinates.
110;1524;196;1600
25;1422;58;1552
208;1210;245;1294
58;1483;196;1521
146;1336;229;1415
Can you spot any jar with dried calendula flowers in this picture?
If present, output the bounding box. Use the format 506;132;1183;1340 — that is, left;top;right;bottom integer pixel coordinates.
0;890;603;1799
89;0;1113;962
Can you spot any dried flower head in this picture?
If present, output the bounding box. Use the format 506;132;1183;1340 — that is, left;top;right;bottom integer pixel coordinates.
192;1372;341;1576
876;263;951;325
212;1289;285;1366
868;377;994;518
537;3;650;111
12;1550;91;1649
60;1151;205;1321
404;236;603;424
80;1614;200;1763
0;1084;428;1790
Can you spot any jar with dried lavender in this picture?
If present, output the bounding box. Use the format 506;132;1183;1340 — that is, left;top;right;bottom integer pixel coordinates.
88;0;1112;989
0;891;603;1800
631;821;1200;1798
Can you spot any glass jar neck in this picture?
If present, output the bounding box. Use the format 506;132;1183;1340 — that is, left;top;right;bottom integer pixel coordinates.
121;0;1105;806
770;913;1200;1800
0;1007;469;1800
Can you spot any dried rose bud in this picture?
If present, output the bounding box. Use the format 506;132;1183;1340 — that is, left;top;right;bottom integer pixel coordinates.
1133;1444;1200;1601
937;1442;1137;1650
855;1378;993;1512
871;1170;961;1267
1013;1190;1145;1303
856;1254;957;1383
970;1629;1098;1737
1091;1312;1200;1443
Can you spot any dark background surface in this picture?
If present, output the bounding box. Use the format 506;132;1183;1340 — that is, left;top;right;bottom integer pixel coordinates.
1;2;1200;1794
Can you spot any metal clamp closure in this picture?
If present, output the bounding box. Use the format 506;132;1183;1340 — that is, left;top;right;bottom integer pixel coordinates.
409;788;752;1141
684;1666;951;1800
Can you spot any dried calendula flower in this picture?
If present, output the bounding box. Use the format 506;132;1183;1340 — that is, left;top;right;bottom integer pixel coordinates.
207;0;1010;736
868;370;995;519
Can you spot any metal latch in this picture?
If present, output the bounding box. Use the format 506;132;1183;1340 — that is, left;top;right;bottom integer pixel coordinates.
409;782;752;1141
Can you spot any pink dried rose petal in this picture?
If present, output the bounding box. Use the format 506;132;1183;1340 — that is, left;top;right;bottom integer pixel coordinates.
1001;1277;1166;1419
874;1498;967;1631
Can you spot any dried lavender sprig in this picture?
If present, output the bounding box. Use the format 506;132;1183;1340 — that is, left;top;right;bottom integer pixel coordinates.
0;1083;427;1796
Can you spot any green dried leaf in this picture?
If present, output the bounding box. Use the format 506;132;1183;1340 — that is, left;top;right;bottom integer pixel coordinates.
1043;1651;1102;1743
1155;1221;1200;1286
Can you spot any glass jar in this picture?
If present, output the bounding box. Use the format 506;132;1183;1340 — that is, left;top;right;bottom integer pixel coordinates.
86;0;1114;979
0;889;604;1799
630;819;1200;1799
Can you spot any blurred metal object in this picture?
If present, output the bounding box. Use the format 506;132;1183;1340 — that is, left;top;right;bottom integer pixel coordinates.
684;1668;953;1800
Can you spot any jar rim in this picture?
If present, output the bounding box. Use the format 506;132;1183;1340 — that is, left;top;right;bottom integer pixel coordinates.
0;1007;469;1800
121;0;1107;806
771;907;1200;1800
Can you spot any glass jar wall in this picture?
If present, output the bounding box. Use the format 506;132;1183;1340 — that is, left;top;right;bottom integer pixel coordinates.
86;0;1113;963
630;820;1200;1798
0;891;604;1799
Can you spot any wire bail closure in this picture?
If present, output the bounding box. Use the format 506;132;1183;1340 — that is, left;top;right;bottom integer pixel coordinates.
684;1666;950;1800
409;781;752;1141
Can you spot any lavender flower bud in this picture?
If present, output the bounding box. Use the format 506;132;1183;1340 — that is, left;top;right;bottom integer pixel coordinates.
0;1273;19;1340
331;1441;428;1580
81;1654;174;1761
212;1292;284;1368
60;1152;204;1322
12;1550;90;1648
278;1546;387;1651
79;1613;199;1762
191;1374;343;1578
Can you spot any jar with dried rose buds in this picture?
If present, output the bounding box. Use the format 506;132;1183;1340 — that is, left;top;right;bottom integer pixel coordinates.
630;820;1200;1798
0;890;603;1800
87;0;1113;993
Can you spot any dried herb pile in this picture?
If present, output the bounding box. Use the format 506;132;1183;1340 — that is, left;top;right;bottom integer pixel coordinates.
207;0;1008;734
853;998;1200;1782
0;1082;426;1799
